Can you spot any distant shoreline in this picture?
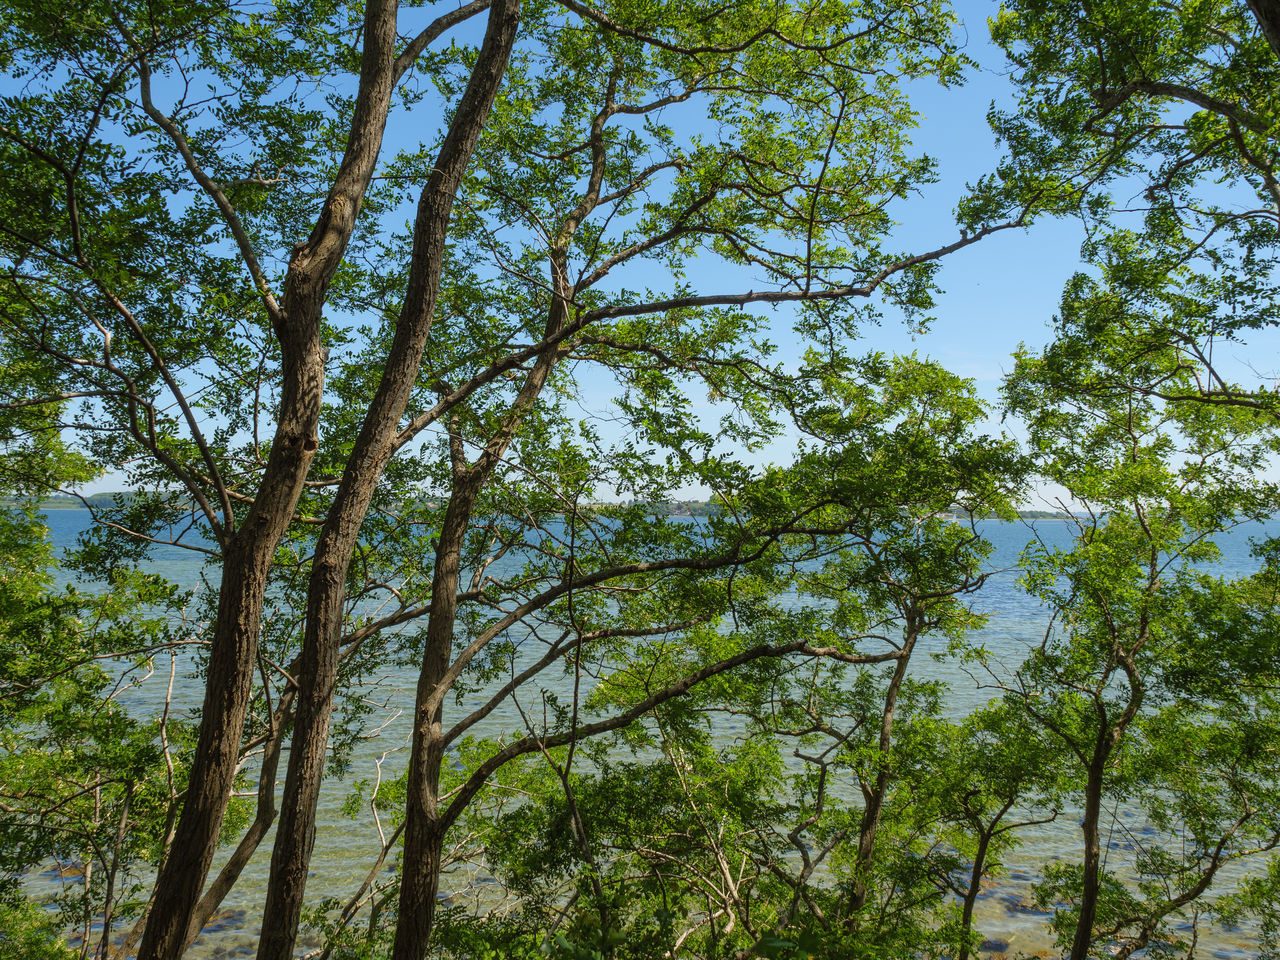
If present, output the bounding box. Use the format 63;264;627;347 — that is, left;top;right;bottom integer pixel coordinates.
1;492;134;509
4;496;1080;522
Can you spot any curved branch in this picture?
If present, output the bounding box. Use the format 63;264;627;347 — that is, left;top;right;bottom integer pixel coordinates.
134;56;285;327
393;0;493;83
1092;78;1268;134
442;637;895;830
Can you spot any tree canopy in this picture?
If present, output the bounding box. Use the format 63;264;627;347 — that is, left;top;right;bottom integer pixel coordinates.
0;0;1279;959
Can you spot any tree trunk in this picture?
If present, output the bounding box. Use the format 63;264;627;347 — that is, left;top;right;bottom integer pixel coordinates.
392;484;478;960
256;506;365;960
394;810;451;960
182;692;294;952
1070;647;1144;960
1069;745;1108;960
389;313;563;959
136;449;320;960
957;829;993;960
1248;0;1280;60
847;622;918;920
957;820;998;960
134;1;430;953
255;3;521;957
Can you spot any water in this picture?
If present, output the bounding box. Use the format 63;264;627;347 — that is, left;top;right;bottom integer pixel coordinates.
30;511;1280;958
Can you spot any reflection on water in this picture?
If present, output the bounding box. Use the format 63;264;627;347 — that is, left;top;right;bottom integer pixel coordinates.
33;512;1279;958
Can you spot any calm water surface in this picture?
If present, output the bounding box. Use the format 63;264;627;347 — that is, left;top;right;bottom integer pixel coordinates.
36;512;1278;958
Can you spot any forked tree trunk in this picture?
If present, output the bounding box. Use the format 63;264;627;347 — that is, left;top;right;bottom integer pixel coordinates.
135;413;322;960
255;3;520;958
136;3;407;956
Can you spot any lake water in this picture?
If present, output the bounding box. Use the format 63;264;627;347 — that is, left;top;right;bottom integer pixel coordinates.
33;511;1280;958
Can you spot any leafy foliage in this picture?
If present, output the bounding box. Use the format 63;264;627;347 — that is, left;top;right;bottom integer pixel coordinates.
0;1;1278;958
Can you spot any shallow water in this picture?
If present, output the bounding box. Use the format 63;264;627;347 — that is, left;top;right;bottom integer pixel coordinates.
33;512;1279;958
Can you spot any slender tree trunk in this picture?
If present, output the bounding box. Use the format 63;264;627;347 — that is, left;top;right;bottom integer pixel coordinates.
393;483;480;960
956;827;994;960
847;621;919;919
255;3;521;958
956;800;1016;960
390;313;564;959
1069;744;1109;960
1070;646;1144;960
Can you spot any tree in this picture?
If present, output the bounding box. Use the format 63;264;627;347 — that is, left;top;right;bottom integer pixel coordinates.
991;0;1280;417
1002;250;1280;960
735;353;1025;946
0;1;1040;957
990;5;1280;949
0;337;188;959
410;357;1033;960
0;505;191;960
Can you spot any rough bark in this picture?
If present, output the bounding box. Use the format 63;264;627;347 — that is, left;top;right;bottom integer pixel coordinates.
1248;0;1280;60
135;4;405;957
256;2;522;958
112;696;294;959
183;692;294;952
135;507;315;960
